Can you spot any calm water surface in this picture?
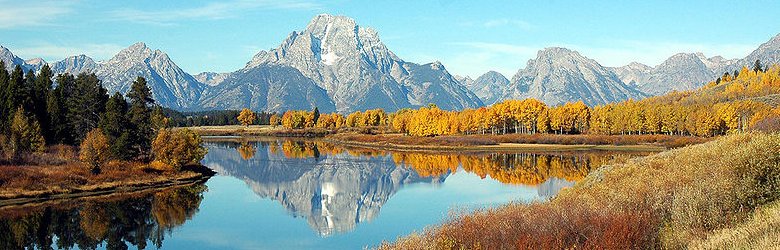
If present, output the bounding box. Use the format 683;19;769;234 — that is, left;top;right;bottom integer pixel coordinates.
0;138;653;249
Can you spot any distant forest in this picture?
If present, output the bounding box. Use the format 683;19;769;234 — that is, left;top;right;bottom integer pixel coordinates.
162;109;276;127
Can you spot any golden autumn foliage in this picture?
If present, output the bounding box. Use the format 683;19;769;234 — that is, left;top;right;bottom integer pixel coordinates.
79;128;110;173
264;139;643;186
590;65;780;136
394;63;780;137
277;63;780;138
9;107;45;154
281;110;310;129
269;114;281;127
237;108;257;127
315;113;347;129
237;142;255;160
151;128;208;171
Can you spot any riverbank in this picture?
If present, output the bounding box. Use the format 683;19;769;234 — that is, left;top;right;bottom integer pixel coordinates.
0;177;209;211
0;163;214;207
185;125;708;151
183;125;330;137
322;134;667;153
380;132;780;249
0;145;215;207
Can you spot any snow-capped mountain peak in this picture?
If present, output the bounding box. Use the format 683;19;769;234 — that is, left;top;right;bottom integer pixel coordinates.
238;13;481;113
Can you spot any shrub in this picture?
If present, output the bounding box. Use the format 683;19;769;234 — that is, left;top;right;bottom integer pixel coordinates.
152;128;208;171
79;128;110;174
0;134;13;162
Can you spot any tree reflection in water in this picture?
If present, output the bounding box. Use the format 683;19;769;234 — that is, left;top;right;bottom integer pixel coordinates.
0;183;207;250
202;139;650;236
266;140;648;185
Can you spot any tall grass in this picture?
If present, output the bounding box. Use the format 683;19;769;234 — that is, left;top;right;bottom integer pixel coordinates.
0;145;202;200
380;133;780;249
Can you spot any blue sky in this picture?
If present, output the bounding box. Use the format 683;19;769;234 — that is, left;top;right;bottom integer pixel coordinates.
1;0;779;77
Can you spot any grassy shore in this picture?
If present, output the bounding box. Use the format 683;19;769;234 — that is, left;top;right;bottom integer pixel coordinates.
183;125;330;137
380;132;780;249
0;146;215;207
185;125;709;151
325;133;707;152
323;135;666;153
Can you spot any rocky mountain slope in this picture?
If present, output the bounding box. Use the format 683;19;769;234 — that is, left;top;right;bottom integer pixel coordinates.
245;14;483;113
612;53;734;95
51;54;97;75
1;46;38;72
465;71;510;105
612;34;780;95
728;33;780;73
198;64;336;112
93;42;206;110
193;71;229;86
502;47;645;106
2;43;206;110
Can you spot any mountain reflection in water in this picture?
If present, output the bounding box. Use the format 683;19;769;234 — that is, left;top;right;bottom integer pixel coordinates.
202;139;650;236
0;184;207;249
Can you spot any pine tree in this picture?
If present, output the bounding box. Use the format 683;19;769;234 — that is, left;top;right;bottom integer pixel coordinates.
68;73;108;143
33;65;53;141
150;105;170;132
127;77;155;160
0;61;9;131
45;89;63;143
54;73;77;144
312;107;320;126
6;65;24;124
99;92;131;160
22;69;36;113
753;59;764;73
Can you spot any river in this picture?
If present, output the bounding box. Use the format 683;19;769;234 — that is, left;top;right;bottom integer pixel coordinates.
0;138;653;249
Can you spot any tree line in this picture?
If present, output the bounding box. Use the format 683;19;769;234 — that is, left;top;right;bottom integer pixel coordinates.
272;62;780;137
0;61;204;171
165;108;277;127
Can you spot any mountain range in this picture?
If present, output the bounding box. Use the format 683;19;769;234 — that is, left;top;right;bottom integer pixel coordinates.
1;14;779;111
201;142;446;236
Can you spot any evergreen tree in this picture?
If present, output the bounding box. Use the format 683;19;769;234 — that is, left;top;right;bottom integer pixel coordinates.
150;105;170;132
33;65;53;141
45;89;63;143
54;73;77;144
127;77;155;160
0;61;9;131
6;65;24;125
68;73;108;143
22;69;36;113
99;92;131;160
312;107;320;126
753;59;764;73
